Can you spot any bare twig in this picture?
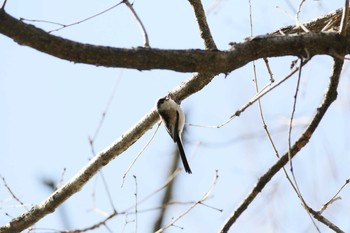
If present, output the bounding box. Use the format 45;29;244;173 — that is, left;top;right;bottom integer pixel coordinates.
287;58;303;167
56;168;67;189
248;0;274;146
253;59;318;232
89;75;121;155
123;0;150;47
319;179;350;214
61;210;117;233
249;1;275;87
0;175;28;211
155;171;219;233
249;1;293;201
86;74;119;214
287;58;320;232
249;0;278;157
47;2;123;33
133;175;138;233
188;0;217;49
339;0;350;36
100;171;116;211
249;6;313;230
220;58;344;233
132;167;181;209
189;60;309;129
263;57;275;82
121;122;161;187
295;0;309;33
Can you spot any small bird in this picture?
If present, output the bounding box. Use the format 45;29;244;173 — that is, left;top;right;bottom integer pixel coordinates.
156;96;192;174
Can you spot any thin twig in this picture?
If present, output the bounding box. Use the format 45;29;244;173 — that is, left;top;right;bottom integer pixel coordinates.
123;0;150;47
86;75;119;213
89;75;121;155
249;6;312;230
121;213;135;233
189;60;309;129
249;0;278;156
295;0;309;32
1;175;28;211
319;178;350;214
133;175;138;233
220;58;344;233
188;0;217;50
287;58;320;232
339;0;350;36
122;199;221;215
287;58;303;168
249;1;298;203
248;0;274;147
131;167;181;209
255;60;315;231
48;2;124;33
56;168;67;189
121;122;161;187
99;171;117;211
155;171;219;233
61;210;117;233
263;57;275;82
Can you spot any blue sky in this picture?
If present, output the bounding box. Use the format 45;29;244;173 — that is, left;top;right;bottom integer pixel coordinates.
1;0;350;232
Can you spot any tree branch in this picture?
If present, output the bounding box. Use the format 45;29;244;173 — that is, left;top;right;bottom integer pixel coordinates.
0;71;215;233
188;0;217;50
0;10;349;73
220;57;343;233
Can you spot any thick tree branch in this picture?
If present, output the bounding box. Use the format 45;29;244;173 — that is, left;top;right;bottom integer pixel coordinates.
220;58;343;233
0;10;349;73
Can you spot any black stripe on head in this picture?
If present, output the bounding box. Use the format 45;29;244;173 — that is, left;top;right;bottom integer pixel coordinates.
157;97;167;109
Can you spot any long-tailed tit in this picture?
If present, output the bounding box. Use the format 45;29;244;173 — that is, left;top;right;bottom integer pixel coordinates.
156;97;192;174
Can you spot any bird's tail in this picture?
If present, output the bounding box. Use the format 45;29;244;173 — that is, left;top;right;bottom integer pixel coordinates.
176;138;192;174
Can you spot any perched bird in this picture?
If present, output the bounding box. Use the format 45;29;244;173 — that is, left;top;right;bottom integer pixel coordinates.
156;97;192;174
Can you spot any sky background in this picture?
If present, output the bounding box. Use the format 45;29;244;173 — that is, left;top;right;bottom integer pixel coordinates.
1;0;350;232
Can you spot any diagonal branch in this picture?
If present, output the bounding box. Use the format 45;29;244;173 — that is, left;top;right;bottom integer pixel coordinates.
0;72;215;233
219;58;344;233
0;10;349;73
